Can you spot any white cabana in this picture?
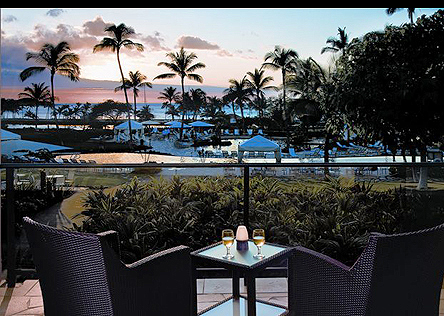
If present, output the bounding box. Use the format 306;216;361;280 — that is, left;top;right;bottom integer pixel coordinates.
1;129;21;141
114;120;144;142
238;135;281;163
114;120;144;131
165;121;192;129
189;121;214;128
1;139;71;157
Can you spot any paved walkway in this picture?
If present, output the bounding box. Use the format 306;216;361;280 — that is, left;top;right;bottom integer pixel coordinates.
0;277;288;315
1;278;444;315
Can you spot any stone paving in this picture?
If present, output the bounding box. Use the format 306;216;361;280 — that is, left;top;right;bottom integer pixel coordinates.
1;277;443;315
0;277;288;315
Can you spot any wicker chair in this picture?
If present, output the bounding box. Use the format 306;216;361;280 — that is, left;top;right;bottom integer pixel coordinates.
23;217;192;316
288;223;444;316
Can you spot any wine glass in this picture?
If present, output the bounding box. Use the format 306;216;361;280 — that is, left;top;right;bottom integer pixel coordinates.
222;229;235;259
253;229;265;259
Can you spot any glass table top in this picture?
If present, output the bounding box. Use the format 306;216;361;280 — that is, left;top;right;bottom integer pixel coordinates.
195;241;288;268
200;297;287;316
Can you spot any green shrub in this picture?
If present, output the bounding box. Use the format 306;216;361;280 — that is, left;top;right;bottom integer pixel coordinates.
77;175;433;265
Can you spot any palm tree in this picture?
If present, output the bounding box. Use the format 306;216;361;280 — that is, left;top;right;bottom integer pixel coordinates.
321;27;349;54
19;41;80;139
18;82;52;129
115;71;152;120
203;96;224;121
245;68;277;119
262;46;299;144
93;23;144;142
158;86;180;119
386;8;416;23
153;47;206;140
224;77;252;133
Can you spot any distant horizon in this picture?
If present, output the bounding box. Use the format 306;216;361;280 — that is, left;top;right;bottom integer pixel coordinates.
2;8;442;103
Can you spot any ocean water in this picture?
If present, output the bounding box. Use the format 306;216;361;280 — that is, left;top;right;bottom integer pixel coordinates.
3;103;258;120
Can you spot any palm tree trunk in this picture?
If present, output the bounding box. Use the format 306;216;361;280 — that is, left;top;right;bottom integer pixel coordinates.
116;49;133;142
50;72;64;145
179;77;185;140
35;103;39;129
133;89;137;120
282;69;290;147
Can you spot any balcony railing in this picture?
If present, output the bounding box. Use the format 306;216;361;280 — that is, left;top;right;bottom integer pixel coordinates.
2;161;443;287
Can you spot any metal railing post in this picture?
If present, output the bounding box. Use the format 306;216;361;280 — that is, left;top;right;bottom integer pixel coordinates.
6;167;16;287
243;166;250;229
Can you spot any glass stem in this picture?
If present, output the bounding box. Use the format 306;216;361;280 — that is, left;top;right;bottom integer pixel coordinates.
258;246;262;256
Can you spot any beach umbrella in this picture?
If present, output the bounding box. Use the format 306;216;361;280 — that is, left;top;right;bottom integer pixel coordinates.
189;121;214;128
238;135;281;163
1;129;21;141
1;139;72;156
141;120;160;125
165;121;191;129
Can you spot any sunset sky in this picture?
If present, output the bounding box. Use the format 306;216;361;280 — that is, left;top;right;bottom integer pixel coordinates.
1;8;441;103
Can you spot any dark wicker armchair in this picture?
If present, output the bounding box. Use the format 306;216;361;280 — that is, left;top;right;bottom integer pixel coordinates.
288;223;444;316
23;217;192;316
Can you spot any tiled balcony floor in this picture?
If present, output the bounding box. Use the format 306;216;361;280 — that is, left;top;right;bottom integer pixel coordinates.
1;278;443;315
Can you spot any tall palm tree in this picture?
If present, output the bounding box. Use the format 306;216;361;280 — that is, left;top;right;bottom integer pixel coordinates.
93;23;144;142
245;68;277;119
321;27;349;54
153;47;206;140
115;71;152;120
19;41;80;139
224;77;252;133
158;86;180;119
18;82;52;129
386;8;416;23
262;46;299;144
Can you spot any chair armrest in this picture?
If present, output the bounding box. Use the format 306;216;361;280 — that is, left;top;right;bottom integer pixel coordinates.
97;230;121;259
104;245;192;316
289;246;366;316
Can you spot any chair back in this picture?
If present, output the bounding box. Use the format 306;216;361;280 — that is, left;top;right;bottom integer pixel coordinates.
365;224;444;315
23;217;114;316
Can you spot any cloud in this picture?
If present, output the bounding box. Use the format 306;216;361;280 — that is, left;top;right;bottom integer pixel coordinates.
46;9;65;17
2;15;17;23
176;35;220;50
139;32;170;51
82;16;113;36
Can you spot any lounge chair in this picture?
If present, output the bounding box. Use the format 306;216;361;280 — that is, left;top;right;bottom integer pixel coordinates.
234;129;240;136
288;223;444;316
23;217;192;316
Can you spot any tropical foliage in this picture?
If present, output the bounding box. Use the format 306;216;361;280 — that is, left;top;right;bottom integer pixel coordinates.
75;176;438;265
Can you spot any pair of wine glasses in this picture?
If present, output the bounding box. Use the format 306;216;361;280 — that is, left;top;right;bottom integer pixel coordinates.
221;228;265;259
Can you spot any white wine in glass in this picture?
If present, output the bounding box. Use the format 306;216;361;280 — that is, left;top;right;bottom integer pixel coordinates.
222;229;235;259
253;229;265;259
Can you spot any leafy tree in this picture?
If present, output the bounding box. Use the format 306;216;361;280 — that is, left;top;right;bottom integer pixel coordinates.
154;47;206;140
93;23;144;142
19;41;80;139
158;86;180;120
335;10;444;189
18;82;52;128
90;99;128;124
115;70;152;120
